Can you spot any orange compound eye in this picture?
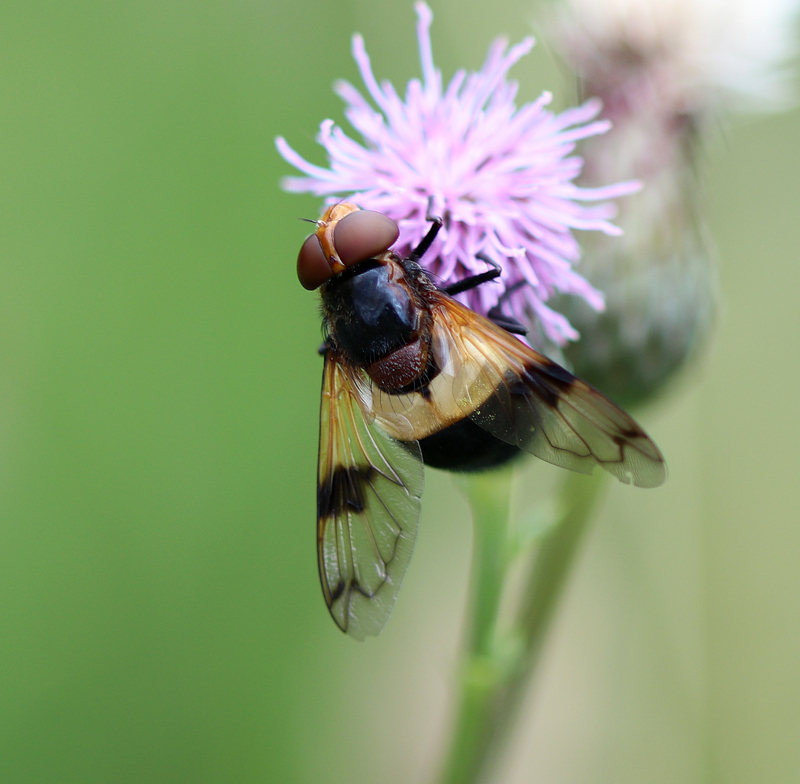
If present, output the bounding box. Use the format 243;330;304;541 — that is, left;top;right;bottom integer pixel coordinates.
334;210;399;267
297;234;332;290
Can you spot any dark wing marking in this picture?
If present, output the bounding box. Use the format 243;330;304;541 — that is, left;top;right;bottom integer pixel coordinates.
365;293;665;488
318;351;424;640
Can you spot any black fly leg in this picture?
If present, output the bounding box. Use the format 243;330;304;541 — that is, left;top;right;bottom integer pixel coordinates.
409;201;528;337
409;199;493;289
443;252;502;296
486;280;528;335
444;254;528;336
406;198;444;264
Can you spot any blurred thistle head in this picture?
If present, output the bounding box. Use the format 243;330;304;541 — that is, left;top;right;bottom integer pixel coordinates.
276;2;640;349
552;0;800;119
547;0;800;406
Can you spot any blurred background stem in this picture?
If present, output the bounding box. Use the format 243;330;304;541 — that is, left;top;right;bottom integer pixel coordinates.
439;467;513;784
481;470;608;774
438;468;608;784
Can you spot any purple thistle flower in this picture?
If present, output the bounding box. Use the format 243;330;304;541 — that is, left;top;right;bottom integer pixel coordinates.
276;2;638;345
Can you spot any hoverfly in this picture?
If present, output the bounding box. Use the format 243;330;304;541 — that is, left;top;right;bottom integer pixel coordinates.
297;202;666;639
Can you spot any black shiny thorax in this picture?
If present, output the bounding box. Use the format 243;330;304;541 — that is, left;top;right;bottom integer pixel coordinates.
321;256;432;366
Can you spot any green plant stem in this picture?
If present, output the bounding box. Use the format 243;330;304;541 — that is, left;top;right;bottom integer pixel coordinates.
437;468;608;784
482;469;608;768
465;468;514;658
439;467;513;784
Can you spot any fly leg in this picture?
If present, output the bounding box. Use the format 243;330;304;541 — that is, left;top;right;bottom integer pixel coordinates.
409;199;528;337
444;254;528;336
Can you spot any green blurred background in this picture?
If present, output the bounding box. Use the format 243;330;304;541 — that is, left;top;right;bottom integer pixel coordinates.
1;1;798;782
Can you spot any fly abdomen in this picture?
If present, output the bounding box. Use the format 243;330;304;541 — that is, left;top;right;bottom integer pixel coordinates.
415;417;522;472
365;339;427;391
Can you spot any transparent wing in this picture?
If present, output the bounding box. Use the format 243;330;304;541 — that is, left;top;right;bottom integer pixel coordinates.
366;294;665;488
317;351;424;640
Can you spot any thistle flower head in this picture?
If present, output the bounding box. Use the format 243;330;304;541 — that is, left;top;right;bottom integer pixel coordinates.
276;2;639;346
552;0;800;120
548;0;799;406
